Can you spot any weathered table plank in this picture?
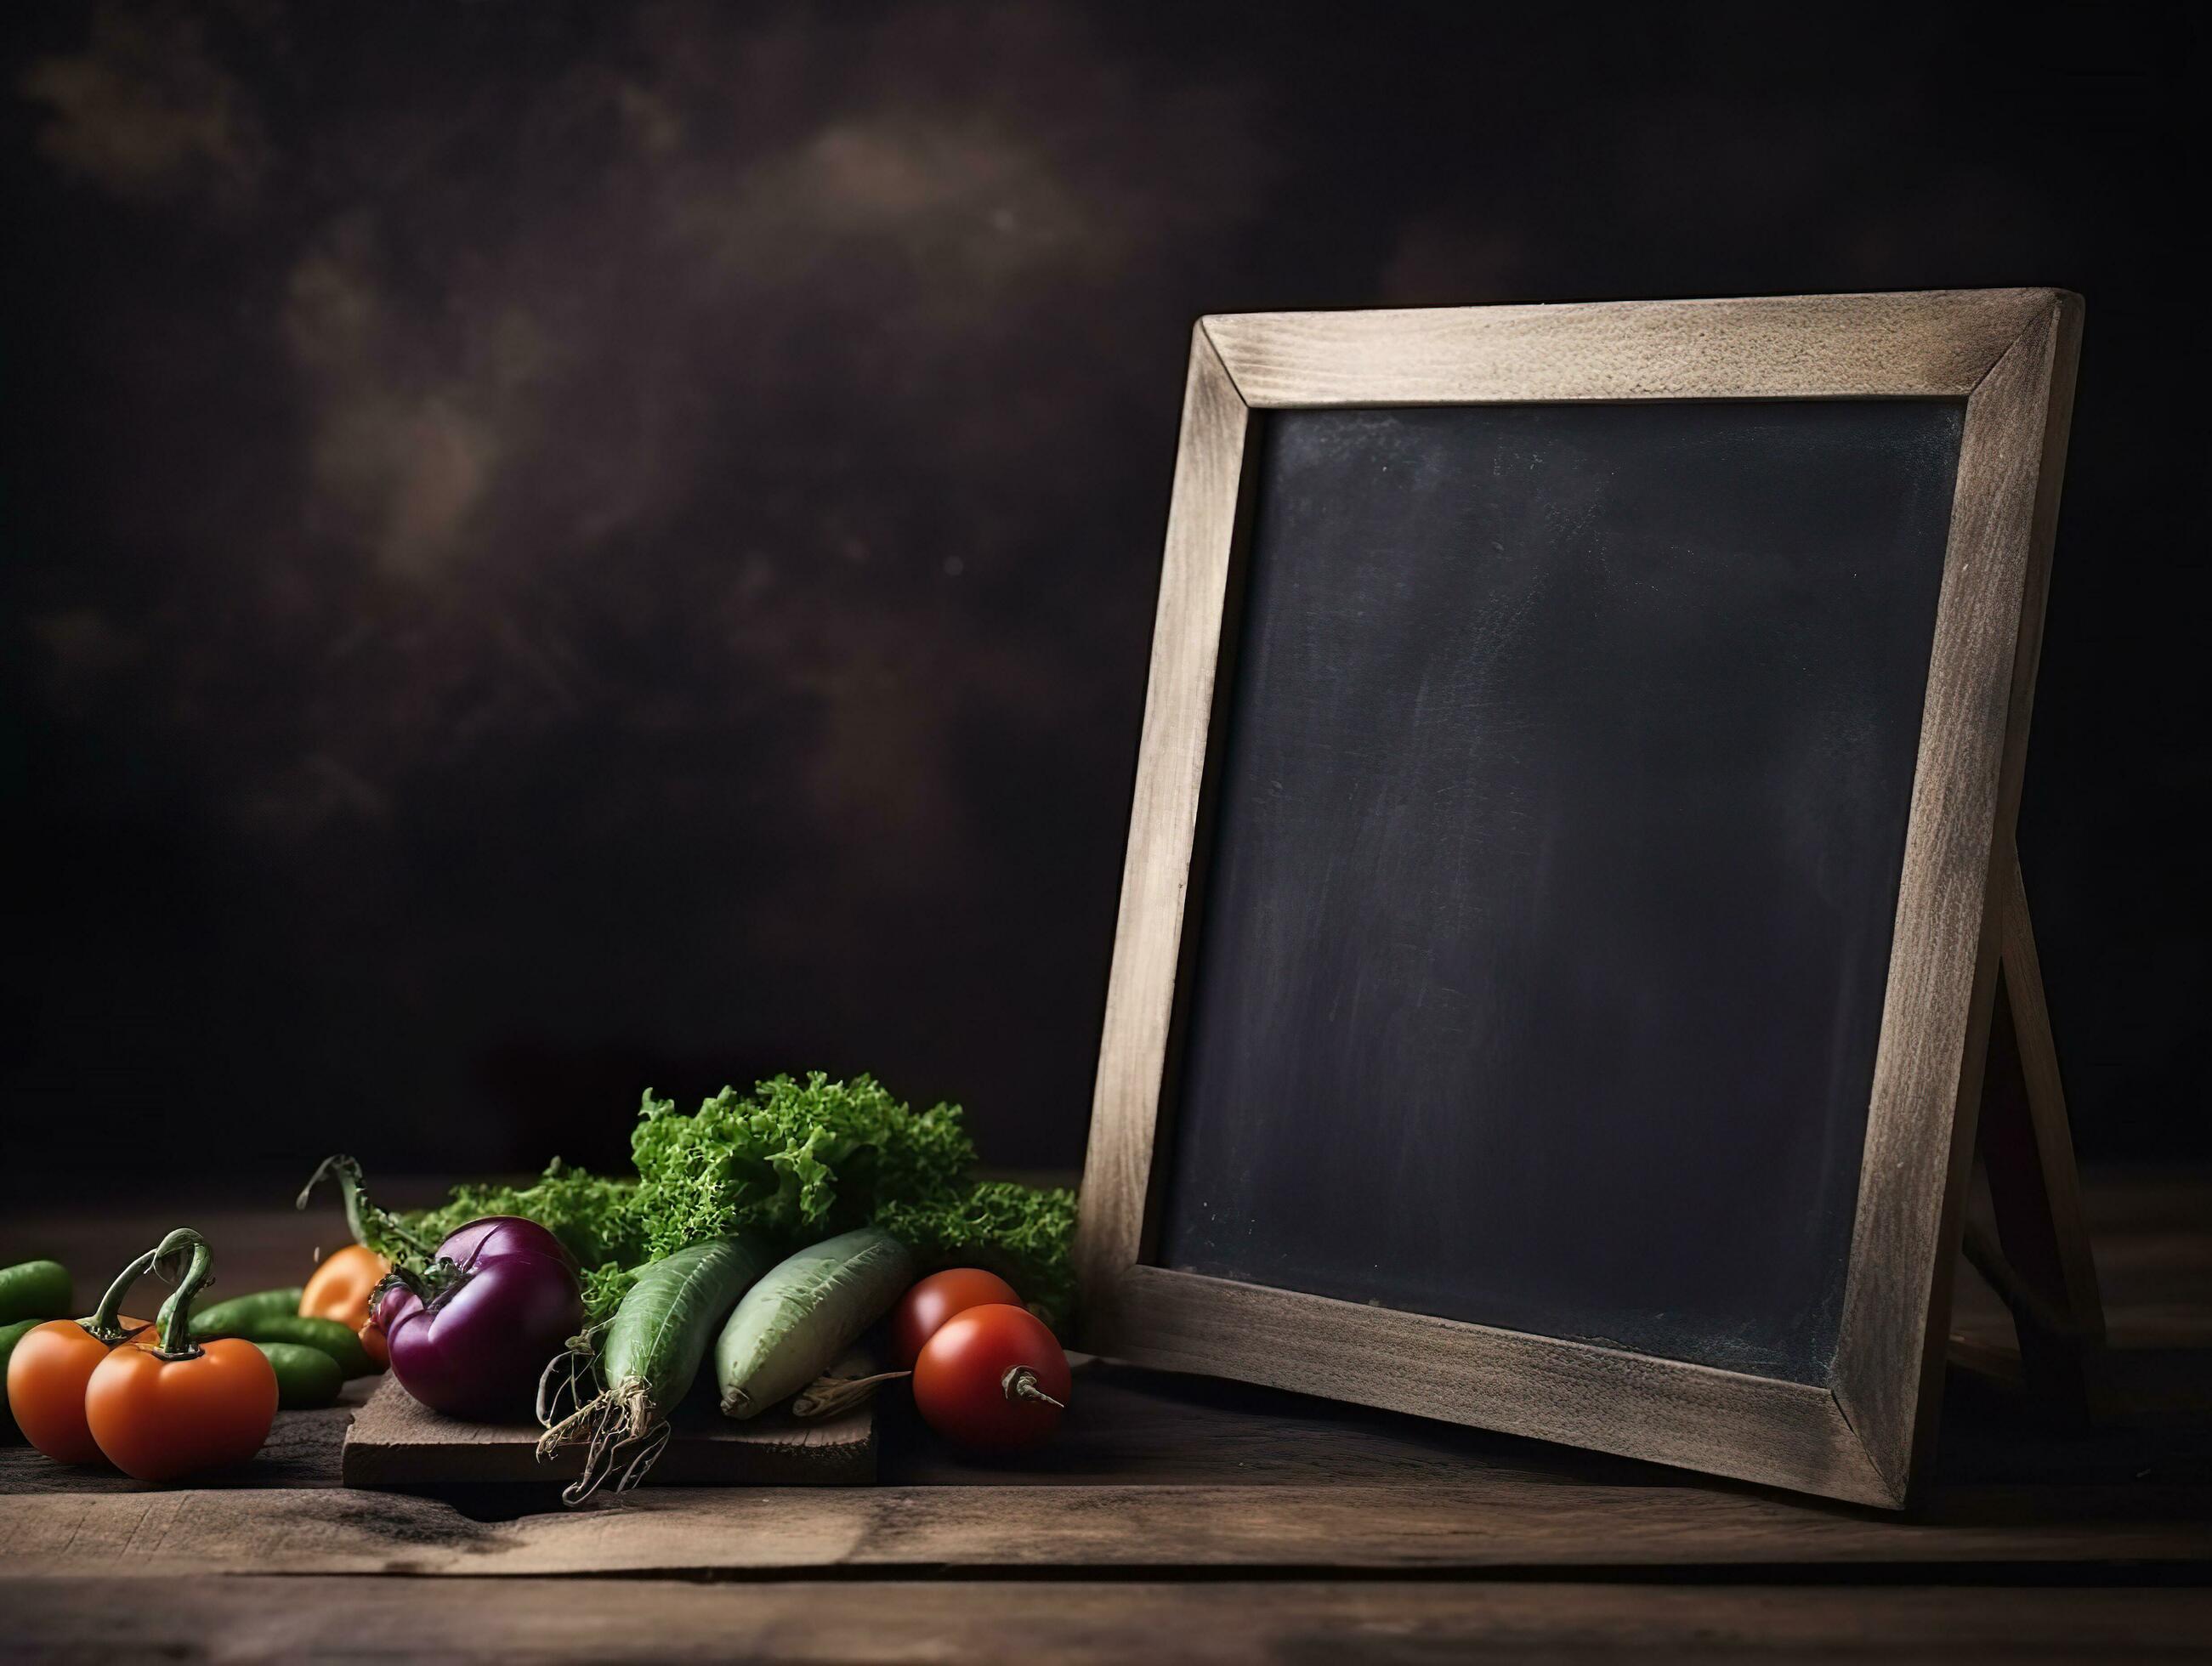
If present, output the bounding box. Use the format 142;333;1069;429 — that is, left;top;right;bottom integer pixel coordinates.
4;1476;2207;1578
2;1577;2207;1663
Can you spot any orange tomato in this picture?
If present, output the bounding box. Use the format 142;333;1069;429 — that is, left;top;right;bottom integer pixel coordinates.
84;1336;278;1482
6;1316;154;1465
301;1243;391;1368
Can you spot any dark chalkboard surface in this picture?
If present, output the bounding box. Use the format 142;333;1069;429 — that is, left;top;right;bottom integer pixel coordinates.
1158;400;1965;1383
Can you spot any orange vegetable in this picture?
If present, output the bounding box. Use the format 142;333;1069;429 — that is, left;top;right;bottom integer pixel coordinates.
301;1244;390;1368
85;1228;277;1482
6;1232;182;1464
7;1314;152;1464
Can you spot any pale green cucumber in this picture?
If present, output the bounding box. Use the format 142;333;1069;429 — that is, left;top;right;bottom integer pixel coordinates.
714;1228;915;1419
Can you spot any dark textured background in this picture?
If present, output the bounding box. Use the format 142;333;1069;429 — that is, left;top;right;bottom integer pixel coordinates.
3;1;2203;1193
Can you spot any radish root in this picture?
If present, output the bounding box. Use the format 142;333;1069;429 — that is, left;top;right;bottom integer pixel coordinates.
535;1344;667;1504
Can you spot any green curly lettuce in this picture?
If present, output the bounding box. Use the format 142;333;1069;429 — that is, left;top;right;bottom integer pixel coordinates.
627;1072;975;1261
383;1073;1076;1329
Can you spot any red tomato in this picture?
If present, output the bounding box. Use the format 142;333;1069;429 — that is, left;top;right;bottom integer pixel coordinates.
888;1267;1022;1369
911;1303;1069;1454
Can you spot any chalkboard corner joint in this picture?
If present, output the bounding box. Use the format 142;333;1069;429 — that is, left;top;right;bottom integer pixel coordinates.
1825;1385;1911;1510
1968;290;2081;397
1192;316;1252;407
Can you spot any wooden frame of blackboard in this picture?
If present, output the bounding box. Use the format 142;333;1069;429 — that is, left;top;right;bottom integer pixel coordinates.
1075;290;2088;1509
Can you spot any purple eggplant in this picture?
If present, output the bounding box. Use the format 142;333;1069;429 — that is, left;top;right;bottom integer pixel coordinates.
376;1216;582;1420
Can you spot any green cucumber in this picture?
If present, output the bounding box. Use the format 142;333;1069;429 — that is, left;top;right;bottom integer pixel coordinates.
189;1286;305;1337
196;1311;372;1378
714;1228;915;1420
2;1317;46;1436
254;1340;343;1409
0;1261;71;1325
600;1237;773;1424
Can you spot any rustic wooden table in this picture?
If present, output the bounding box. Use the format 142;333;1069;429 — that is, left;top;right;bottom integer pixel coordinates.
3;1172;2207;1662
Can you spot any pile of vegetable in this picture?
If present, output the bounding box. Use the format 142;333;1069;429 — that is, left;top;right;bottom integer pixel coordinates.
2;1070;1080;1499
366;1074;1078;1332
305;1070;1080;1499
3;1229;378;1482
3;1204;408;1478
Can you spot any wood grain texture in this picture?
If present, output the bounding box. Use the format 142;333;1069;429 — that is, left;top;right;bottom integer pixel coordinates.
340;1364;875;1488
1200;289;2057;407
1074;325;1249;1326
1995;852;2105;1340
6;1578;2208;1663
1834;294;2083;1504
1967;854;2105;1420
1103;1266;1894;1506
6;1476;2206;1578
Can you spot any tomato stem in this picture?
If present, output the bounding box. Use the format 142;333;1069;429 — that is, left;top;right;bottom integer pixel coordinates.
1001;1364;1066;1411
151;1228;213;1360
82;1234;181;1345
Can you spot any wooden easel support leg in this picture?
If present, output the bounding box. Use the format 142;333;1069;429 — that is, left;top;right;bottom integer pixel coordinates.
1964;849;2107;1424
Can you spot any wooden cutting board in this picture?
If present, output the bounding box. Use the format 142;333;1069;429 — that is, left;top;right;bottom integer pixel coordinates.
341;1362;877;1488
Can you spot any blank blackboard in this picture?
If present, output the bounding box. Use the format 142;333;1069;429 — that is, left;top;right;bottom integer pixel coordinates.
1080;292;2082;1506
1157;400;1965;1384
